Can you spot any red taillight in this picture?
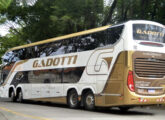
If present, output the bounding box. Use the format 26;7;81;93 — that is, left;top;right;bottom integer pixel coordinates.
127;70;135;92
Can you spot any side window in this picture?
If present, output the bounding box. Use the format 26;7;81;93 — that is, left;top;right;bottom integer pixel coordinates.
2;52;11;64
11;72;29;87
37;41;65;57
106;25;124;45
15;72;24;81
28;69;62;83
36;44;48;57
65;38;76;53
10;67;85;85
54;40;67;55
31;46;38;58
65;35;97;52
12;49;27;61
25;47;33;59
91;25;124;48
6;25;124;60
65;37;82;53
63;67;84;83
92;31;107;47
2;51;19;64
80;35;96;51
25;47;37;59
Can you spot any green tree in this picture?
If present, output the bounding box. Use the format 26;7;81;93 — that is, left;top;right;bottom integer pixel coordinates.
0;0;104;63
2;0;104;43
1;0;165;61
103;0;165;25
0;0;12;10
0;31;25;63
0;0;12;25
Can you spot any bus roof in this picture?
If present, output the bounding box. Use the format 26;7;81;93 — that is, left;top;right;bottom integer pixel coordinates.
7;25;111;52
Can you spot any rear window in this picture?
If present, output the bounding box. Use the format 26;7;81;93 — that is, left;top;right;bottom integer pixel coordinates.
133;24;165;43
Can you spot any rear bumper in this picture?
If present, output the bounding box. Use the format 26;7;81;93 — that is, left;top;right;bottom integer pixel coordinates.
123;91;165;106
95;92;165;107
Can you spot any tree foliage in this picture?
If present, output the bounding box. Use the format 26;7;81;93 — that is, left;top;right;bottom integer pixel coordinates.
2;0;104;43
0;31;25;63
105;0;165;24
0;0;165;63
0;0;12;10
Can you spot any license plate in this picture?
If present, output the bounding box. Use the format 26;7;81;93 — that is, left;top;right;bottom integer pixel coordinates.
148;89;155;94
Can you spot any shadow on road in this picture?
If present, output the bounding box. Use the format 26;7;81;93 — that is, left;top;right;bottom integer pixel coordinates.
95;108;154;116
0;98;156;116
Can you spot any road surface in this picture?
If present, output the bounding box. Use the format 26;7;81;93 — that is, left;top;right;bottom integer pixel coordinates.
0;98;165;120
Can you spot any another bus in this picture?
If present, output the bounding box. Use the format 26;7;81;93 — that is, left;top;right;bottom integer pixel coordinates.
0;20;165;110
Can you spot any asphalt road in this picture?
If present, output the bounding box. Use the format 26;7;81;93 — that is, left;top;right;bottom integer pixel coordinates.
0;98;165;120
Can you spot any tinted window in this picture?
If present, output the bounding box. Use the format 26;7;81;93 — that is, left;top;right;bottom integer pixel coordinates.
36;25;124;57
63;67;84;83
10;67;85;86
29;69;63;83
133;24;165;43
2;49;27;64
3;25;124;62
11;71;29;87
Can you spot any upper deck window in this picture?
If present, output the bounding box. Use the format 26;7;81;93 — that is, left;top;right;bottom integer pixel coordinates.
1;25;124;65
133;24;165;43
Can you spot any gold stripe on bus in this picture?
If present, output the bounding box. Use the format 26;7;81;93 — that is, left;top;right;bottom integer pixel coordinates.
30;97;67;104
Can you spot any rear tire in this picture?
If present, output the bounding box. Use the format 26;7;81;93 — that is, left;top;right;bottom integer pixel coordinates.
10;91;16;102
83;91;95;110
67;90;79;109
17;90;24;103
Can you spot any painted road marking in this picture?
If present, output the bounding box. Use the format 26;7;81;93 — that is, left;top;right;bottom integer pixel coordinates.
0;106;54;120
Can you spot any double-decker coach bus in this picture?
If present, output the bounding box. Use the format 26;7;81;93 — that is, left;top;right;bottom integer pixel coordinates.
0;20;165;110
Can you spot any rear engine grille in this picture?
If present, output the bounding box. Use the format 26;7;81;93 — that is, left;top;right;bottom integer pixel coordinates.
134;58;165;78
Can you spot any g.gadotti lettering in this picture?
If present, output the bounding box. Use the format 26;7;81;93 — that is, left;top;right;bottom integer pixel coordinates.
33;55;78;68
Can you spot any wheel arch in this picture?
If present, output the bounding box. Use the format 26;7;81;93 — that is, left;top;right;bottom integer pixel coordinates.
67;87;78;97
16;87;23;98
81;88;94;97
8;86;15;98
81;87;95;96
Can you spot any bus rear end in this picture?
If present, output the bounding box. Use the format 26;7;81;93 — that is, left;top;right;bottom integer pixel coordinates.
124;20;165;106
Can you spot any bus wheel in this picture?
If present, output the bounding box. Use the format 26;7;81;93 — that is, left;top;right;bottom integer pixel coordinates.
67;90;79;109
83;91;95;110
10;91;16;102
17;90;24;103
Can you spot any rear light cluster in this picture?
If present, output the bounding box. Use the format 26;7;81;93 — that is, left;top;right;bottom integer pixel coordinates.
127;70;135;92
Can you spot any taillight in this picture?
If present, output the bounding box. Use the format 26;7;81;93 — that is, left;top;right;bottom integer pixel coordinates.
127;70;135;92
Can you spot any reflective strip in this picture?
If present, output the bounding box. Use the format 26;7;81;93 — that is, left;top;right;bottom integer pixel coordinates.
136;86;163;89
